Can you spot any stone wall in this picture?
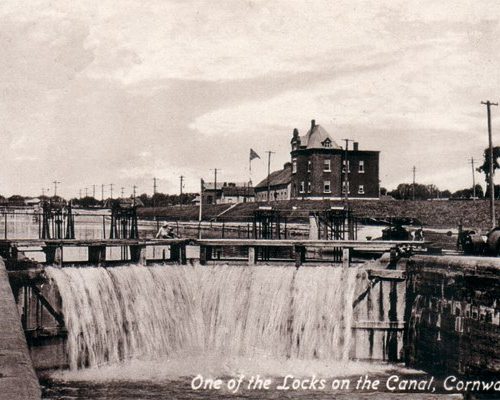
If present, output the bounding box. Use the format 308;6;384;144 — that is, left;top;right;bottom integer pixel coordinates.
405;255;500;378
0;259;41;399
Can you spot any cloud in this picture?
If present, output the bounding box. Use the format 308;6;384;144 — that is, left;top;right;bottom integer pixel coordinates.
0;0;500;196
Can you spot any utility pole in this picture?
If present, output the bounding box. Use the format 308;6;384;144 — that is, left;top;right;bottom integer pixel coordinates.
412;166;416;201
198;178;204;239
482;100;498;228
53;181;61;197
132;185;137;206
342;139;354;202
121;187;125;198
153;177;158;208
210;168;220;204
85;187;88;197
469;157;476;201
266;151;275;202
101;184;104;202
110;183;114;199
179;176;184;208
92;184;96;198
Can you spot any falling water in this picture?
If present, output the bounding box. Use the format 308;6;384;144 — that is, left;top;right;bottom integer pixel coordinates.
46;264;359;371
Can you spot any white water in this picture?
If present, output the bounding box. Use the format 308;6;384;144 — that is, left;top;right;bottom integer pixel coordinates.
46;264;360;373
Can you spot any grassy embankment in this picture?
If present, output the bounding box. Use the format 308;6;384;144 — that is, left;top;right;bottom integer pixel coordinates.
138;199;500;230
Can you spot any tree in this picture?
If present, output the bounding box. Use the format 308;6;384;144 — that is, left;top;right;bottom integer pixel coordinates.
477;146;500;197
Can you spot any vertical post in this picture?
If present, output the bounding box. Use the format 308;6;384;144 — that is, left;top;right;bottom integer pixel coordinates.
342;139;353;202
482;101;498;228
248;246;256;264
4;212;7;239
470;157;476;201
412;166;416;201
342;247;350;268
266;151;275;202
198;178;203;238
179;175;184;208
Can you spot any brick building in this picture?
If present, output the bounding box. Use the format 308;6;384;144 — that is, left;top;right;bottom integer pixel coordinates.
254;163;292;202
290;120;379;199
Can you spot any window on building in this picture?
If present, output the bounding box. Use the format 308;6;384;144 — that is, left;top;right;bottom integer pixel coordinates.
308;181;312;193
323;180;331;193
323;159;331;172
358;185;365;194
342;181;350;194
342;160;350;173
307;160;312;172
299;181;305;193
359;160;365;173
322;139;332;148
292;159;297;174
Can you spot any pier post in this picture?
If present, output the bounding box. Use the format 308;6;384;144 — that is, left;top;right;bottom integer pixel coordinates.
342;247;350;268
88;245;106;265
294;245;306;267
200;245;212;265
43;245;63;266
170;243;187;264
248;246;257;264
130;245;147;264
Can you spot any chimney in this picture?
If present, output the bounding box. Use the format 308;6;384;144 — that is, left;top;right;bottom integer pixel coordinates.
353;142;359;151
311;119;316;130
293;128;299;138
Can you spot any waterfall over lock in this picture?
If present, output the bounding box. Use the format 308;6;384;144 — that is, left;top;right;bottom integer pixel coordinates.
46;264;360;371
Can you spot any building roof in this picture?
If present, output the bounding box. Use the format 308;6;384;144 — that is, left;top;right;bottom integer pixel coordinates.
300;124;341;150
222;186;255;197
255;165;292;190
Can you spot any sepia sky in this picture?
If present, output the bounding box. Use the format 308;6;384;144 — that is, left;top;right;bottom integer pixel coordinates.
1;0;500;197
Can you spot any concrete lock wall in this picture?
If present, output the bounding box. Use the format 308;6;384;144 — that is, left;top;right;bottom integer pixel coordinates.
405;255;500;377
0;258;41;400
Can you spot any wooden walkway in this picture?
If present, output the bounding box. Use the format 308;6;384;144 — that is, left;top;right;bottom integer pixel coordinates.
0;238;428;268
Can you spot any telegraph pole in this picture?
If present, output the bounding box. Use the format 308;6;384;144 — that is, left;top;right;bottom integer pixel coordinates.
210;169;220;204
482;100;498;228
132;185;137;199
412;166;416;201
266;151;275;202
179;176;184;208
342;139;354;202
53;181;61;197
110;183;114;199
153;177;157;195
469;157;476;201
121;187;125;198
85;187;88;197
101;184;104;201
92;184;96;198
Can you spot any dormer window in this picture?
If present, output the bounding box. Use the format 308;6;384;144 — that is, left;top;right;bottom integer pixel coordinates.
322;138;332;148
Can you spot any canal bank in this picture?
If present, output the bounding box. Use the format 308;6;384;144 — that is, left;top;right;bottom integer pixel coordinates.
0;258;41;400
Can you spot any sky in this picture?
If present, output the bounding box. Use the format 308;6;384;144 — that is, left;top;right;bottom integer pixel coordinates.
1;0;500;198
